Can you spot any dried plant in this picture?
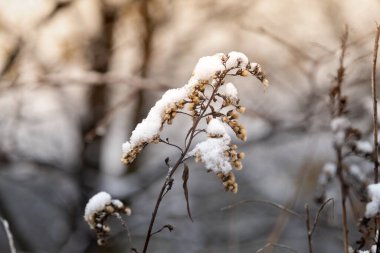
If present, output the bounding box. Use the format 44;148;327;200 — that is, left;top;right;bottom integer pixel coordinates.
83;51;268;252
84;192;132;246
313;26;380;253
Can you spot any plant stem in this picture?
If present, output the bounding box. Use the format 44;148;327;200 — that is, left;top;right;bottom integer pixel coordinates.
372;25;380;184
371;24;380;253
336;145;349;253
141;74;225;253
305;204;313;253
332;27;349;253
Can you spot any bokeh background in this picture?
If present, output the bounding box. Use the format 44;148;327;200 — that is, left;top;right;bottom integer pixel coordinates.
0;0;379;252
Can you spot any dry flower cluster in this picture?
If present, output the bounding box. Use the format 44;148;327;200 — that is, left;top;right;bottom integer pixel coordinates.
84;51;267;252
84;192;131;246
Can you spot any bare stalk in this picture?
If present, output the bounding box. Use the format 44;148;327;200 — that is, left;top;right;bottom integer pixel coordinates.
0;218;16;253
221;199;302;218
141;73;226;253
114;213;134;253
372;24;380;184
304;199;334;253
333;27;350;253
371;24;380;253
305;204;313;253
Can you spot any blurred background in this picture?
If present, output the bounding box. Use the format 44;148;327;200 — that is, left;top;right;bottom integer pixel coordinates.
0;0;379;252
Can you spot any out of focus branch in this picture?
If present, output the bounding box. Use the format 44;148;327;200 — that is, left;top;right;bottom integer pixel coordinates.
0;39;23;79
0;218;16;253
40;71;170;89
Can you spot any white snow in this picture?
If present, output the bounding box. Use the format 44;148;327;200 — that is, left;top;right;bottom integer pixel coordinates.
355;140;373;154
322;162;336;177
111;199;124;209
84;192;112;226
365;183;380;218
207;118;227;136
333;131;346;147
331;117;350;146
226;51;249;69
224;82;238;100
348;164;366;182
122;85;190;155
192;54;225;81
318;162;336;185
188;135;232;174
122;52;255;159
331;117;350;132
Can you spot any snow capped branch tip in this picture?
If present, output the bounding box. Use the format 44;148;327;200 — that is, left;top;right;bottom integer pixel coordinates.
365;183;380;218
84;192;131;245
121;51;267;166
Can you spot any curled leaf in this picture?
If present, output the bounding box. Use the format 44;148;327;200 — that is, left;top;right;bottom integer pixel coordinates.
182;163;193;222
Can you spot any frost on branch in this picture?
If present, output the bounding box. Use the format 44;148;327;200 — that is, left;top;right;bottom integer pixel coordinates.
84;192;131;245
121;51;267;192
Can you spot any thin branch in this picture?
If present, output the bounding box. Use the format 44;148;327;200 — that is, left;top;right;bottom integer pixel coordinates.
305;204;313;253
85;88;139;142
221;199;302;218
40;72;170;90
329;26;350;253
0;218;16;253
175;111;193;117
159;138;183;154
372;24;380;183
310;198;334;236
114;213;134;253
256;242;298;253
192;129;206;138
305;198;334;253
150;224;174;237
371;23;380;253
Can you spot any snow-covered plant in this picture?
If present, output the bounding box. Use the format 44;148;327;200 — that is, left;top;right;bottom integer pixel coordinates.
314;29;380;253
84;192;131;245
120;51;268;252
122;51;267;192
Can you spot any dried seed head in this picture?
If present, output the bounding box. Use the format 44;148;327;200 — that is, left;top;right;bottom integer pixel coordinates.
237;106;246;114
232;112;240;119
124;207;132;216
241;70;250;77
84;192;132;246
217;172;238;193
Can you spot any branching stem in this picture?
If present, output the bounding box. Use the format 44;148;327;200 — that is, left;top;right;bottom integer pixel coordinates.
142;72;226;253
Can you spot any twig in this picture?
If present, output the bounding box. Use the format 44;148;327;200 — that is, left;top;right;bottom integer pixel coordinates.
333;26;350;253
114;213;134;253
150;224;174;237
371;23;380;253
256;242;298;253
159;138;183;154
221;199;302;218
0;218;16;253
310;198;334;236
305;204;313;253
372;24;380;183
305;198;334;253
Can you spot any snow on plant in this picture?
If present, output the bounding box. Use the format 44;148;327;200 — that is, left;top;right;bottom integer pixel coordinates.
121;51;267;192
84;192;131;245
365;183;380;218
120;51;268;252
314;29;380;253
